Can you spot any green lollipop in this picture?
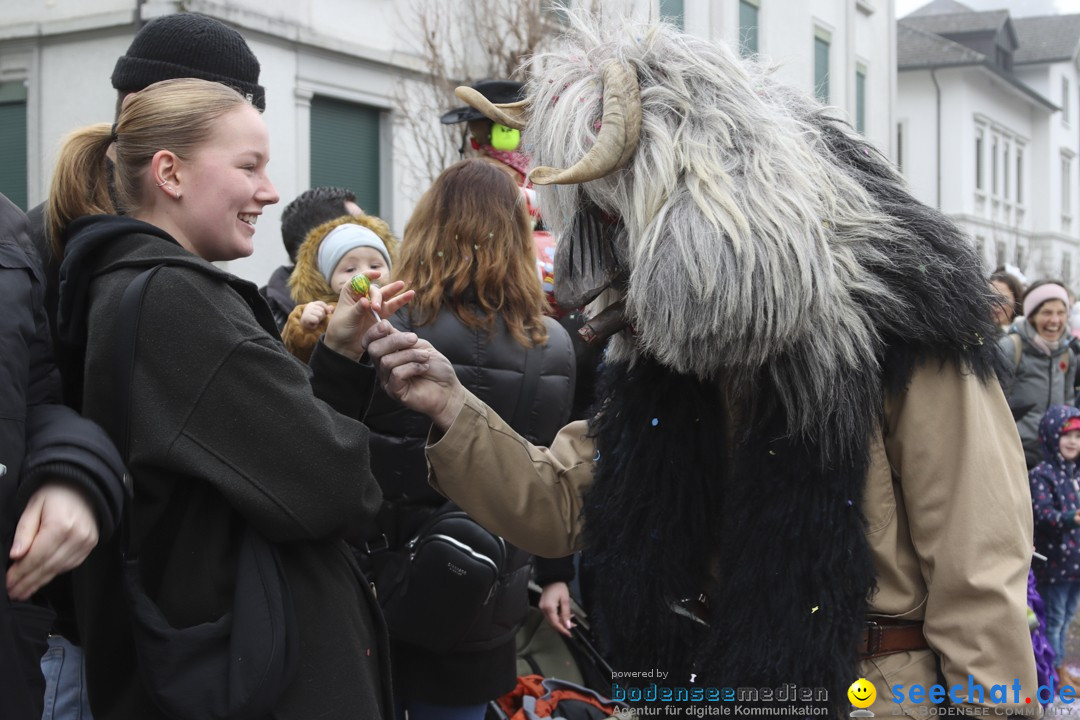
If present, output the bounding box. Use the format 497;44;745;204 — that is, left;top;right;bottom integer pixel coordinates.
348;274;381;323
349;274;371;297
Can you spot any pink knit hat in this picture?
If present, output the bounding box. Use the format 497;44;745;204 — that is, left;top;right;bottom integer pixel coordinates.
1023;283;1069;319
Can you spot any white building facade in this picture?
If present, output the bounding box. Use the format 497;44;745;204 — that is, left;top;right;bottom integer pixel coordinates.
0;0;895;285
897;1;1080;288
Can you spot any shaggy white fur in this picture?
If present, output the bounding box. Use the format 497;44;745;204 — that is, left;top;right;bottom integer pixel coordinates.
524;16;928;441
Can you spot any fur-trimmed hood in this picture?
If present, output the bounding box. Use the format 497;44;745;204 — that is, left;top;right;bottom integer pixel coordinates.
289;213;397;305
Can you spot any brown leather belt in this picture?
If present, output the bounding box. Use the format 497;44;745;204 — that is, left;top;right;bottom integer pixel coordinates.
860;620;928;659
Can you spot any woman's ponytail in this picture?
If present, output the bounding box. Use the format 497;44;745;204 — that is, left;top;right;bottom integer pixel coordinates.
46;123;116;256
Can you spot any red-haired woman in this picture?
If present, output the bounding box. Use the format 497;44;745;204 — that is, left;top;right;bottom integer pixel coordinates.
363;158;575;720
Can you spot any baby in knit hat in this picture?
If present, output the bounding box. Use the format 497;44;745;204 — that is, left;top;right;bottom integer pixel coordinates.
282;214;396;363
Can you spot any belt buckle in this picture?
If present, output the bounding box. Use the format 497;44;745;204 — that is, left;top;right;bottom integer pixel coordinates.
865;620;883;655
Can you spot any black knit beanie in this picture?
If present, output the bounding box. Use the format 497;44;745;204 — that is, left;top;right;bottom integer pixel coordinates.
111;13;265;111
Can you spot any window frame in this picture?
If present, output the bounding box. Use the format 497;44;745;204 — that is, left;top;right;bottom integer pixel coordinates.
813;27;832;104
739;0;760;58
855;63;867;134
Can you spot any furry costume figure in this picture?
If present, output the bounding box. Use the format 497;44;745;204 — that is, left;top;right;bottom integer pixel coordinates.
458;15;1005;713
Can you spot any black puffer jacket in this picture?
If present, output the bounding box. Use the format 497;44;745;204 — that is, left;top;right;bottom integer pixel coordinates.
364;306;575;704
0;195;125;720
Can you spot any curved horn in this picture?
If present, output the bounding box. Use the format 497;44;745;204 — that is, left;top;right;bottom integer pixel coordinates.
528;62;642;186
454;86;529;131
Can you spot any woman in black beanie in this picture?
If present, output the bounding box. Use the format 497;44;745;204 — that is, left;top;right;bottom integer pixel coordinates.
110;13;265;111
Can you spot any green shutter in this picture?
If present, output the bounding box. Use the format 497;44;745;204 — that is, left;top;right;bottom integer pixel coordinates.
310;95;381;216
739;1;759;57
660;0;684;29
814;37;830;103
855;67;866;133
0;82;28;211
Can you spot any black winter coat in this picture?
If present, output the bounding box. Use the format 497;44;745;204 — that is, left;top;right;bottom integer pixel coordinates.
364;306;575;704
56;215;391;720
0;196;125;720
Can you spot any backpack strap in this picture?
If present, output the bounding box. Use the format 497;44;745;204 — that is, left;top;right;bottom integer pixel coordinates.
1009;332;1022;372
111;264;165;561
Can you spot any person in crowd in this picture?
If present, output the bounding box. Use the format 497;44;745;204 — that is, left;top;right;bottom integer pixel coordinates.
445;84;597;636
22;15;266;717
999;280;1077;468
991;271;1024;331
282;215;395;363
28;12;265;355
441;80;530;186
46;78;410;719
362;158;575;720
365;13;1036;716
263;187;363;330
1030;404;1080;690
0;191;126;719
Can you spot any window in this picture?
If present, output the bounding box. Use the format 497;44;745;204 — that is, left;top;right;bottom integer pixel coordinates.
1003;142;1010;199
1017;245;1027;271
739;0;759;57
991;135;998;196
310;96;381;216
975;128;983;191
1063;153;1072;218
1065;77;1071;125
659;0;684;30
1064;252;1073;285
897;122;904;174
1016;147;1023;204
975;236;986;267
814;31;830;103
855;65;867;134
0;82;27;211
995;241;1006;267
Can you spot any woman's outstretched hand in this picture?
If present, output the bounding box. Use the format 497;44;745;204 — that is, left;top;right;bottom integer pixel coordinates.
324;272;415;361
364;322;465;431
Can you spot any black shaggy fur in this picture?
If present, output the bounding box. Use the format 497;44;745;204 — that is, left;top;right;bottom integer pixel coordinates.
580;114;1003;715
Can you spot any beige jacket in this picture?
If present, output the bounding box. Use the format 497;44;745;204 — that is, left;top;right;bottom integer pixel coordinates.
427;360;1038;715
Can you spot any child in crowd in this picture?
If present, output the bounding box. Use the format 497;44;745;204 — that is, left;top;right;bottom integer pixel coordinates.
282;215;396;362
1031;404;1080;690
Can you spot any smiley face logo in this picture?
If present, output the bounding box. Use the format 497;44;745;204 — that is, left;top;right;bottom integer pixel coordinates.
848;678;877;709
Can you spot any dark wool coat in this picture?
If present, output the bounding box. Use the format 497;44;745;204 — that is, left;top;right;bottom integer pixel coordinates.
364;305;575;705
1030;404;1080;585
55;215;391;720
0;195;125;720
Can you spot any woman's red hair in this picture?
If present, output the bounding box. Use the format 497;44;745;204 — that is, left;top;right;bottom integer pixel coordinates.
397;158;548;347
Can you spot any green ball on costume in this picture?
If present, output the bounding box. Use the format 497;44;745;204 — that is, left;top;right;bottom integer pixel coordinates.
491;123;520;151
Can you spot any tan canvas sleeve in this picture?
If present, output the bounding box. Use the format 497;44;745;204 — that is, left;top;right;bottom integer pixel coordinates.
884;360;1038;711
426;389;595;558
